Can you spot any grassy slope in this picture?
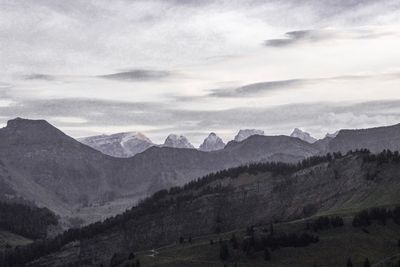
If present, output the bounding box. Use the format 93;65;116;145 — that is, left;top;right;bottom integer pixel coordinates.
123;217;400;267
102;157;400;267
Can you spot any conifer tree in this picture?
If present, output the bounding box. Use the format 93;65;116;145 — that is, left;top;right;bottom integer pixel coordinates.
264;248;271;261
219;242;229;261
128;252;135;260
364;258;371;267
230;234;239;249
347;258;353;267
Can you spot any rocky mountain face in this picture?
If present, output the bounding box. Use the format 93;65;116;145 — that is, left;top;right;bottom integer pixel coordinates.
162;134;194;149
290;128;317;143
234;129;264;142
78;132;154;158
199;132;225;151
27;152;400;266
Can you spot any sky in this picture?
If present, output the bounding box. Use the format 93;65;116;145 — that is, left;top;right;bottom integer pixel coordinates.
1;0;400;146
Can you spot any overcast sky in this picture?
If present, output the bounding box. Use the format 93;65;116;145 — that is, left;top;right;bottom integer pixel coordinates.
1;0;400;145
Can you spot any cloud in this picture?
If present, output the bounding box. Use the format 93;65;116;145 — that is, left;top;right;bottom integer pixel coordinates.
1;0;400;144
98;70;171;81
264;29;394;47
208;79;304;97
264;30;331;47
207;73;400;98
0;98;171;127
24;74;55;81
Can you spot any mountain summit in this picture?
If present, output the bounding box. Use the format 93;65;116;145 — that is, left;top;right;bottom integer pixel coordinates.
1;117;75;146
234;129;264;142
79;132;154;158
163;134;194;149
199;132;225;151
290;128;317;143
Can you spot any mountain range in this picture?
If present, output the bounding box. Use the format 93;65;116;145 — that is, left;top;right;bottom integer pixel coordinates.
0;118;316;224
79;129;264;157
2;118;400;266
80;128;317;158
2;118;400;225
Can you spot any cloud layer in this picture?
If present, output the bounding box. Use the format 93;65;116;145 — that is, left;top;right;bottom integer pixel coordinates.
1;0;400;145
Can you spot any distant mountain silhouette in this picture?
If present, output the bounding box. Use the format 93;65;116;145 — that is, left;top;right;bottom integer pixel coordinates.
234;129;264;142
79;132;154;157
324;124;400;153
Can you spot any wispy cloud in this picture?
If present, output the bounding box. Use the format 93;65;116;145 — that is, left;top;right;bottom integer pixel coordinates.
98;69;171;82
208;73;400;98
264;29;394;47
264;30;331;47
208;79;304;97
24;73;55;81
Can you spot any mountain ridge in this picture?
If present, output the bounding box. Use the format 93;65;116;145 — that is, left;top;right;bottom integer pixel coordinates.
78;132;154;158
0;118;317;224
3;117;400;225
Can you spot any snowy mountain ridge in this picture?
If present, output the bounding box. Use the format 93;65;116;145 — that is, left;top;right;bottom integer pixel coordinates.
79;132;154;157
234;129;265;142
199;132;225;151
163;134;195;149
290;128;317;143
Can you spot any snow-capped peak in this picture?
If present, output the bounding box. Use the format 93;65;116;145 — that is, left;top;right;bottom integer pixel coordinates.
163;134;194;149
325;131;339;139
234;129;264;142
78;132;154;157
290;128;317;143
120;132;152;146
199;132;225;151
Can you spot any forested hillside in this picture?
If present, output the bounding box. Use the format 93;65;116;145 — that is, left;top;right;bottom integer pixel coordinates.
4;150;400;266
0;202;58;240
